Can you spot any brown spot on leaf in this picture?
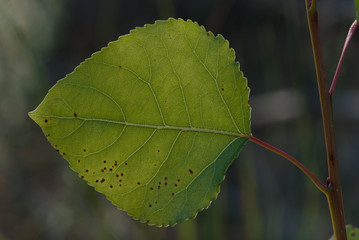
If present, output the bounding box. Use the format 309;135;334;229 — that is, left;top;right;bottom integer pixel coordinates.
174;184;178;187
83;149;87;152
103;160;106;163
172;193;175;196
177;179;180;182
100;178;105;183
120;173;124;177
189;169;193;174
55;149;59;153
110;185;113;188
85;169;89;172
118;65;122;69
77;159;81;163
44;119;48;123
164;177;167;180
137;182;141;185
158;186;160;189
81;176;84;179
150;187;153;190
116;174;119;178
74;113;78;117
96;180;99;183
149;204;152;207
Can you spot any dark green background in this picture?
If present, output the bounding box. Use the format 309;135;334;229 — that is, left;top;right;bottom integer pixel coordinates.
0;0;358;239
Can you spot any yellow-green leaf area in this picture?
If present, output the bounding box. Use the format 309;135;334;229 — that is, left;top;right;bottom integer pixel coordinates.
29;18;251;226
329;225;359;240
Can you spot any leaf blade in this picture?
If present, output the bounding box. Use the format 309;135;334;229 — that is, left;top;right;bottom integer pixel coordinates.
29;18;251;226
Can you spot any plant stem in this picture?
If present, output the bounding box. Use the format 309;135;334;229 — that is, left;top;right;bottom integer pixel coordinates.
329;20;358;97
248;135;328;194
304;0;347;239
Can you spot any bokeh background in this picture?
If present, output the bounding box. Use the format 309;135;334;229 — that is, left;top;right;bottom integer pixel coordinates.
0;0;358;239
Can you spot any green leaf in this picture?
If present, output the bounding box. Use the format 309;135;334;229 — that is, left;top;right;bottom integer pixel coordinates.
355;0;359;20
329;225;359;240
29;18;251;226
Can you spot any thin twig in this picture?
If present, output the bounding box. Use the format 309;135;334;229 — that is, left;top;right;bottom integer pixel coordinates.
329;20;358;97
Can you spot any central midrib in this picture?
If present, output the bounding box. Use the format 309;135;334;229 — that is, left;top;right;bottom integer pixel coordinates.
32;113;247;138
83;117;247;137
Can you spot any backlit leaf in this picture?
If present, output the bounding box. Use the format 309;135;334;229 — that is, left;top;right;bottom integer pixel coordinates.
329;225;359;240
29;18;251;226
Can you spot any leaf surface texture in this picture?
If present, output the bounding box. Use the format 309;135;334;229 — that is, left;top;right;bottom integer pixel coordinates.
29;18;251;226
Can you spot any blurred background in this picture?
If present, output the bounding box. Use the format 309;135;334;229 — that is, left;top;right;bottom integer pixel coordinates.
0;0;358;239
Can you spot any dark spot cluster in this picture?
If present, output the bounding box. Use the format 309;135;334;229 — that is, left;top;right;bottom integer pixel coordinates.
148;201;158;208
147;176;182;194
114;172;125;187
